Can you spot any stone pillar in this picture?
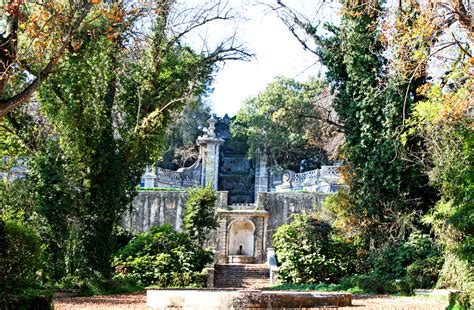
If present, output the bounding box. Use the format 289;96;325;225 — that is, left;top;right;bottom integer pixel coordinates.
143;165;156;187
216;218;228;263
254;217;265;263
197;116;224;190
217;191;228;208
254;152;269;199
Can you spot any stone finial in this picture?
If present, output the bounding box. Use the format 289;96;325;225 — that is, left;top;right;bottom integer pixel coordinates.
207;115;217;137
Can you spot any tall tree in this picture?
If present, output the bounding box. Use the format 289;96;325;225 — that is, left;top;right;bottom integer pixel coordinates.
3;0;249;280
233;77;338;171
274;0;435;244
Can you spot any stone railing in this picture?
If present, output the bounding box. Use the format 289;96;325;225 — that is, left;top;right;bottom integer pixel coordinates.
156;167;182;181
141;159;202;189
293;169;320;185
275;165;343;193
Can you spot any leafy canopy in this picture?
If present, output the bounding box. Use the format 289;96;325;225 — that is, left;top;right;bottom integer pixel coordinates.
233;77;331;171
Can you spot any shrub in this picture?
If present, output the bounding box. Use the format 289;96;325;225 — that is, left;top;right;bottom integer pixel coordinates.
406;256;443;289
273;213;357;284
112;224;212;287
0;218;43;290
0;288;53;310
437;253;473;292
448;291;472;310
368;232;442;289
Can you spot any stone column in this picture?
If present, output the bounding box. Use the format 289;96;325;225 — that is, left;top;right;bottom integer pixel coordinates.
254;152;269;199
197;116;224;190
143;165;156;187
217;191;228;208
216;218;228;263
254;217;265;263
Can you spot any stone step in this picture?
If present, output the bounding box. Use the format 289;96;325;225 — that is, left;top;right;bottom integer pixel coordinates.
214;264;270;289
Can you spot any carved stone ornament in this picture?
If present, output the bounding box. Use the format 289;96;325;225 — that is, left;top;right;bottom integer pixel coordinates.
282;170;296;184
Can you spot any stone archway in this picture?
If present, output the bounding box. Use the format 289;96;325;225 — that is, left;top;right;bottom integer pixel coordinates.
228;219;255;257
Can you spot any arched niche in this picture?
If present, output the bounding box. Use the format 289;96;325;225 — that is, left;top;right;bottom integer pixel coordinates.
228;219;255;256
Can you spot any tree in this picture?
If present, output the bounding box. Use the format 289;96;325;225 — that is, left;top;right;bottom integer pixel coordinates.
2;0;249;282
408;71;473;278
233;77;338;171
0;0;101;117
273;1;438;245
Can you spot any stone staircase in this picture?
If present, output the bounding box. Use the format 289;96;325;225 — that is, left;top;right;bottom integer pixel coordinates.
214;264;270;289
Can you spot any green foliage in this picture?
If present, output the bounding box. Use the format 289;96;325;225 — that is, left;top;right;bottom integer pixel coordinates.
266;282;364;293
273;213;358;284
0;217;43;290
112;224;211;287
184;186;218;246
306;1;434;245
322;190;362;238
0;288;53;310
268;275;411;295
411;81;473;265
339;274;412;295
436;253;473;293
368;232;443;289
233;77;330;170
27;6;220;283
273;212;442;292
448;291;473;310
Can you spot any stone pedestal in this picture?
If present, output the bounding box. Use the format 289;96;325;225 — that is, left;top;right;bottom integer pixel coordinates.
143;166;156;187
197;116;224;190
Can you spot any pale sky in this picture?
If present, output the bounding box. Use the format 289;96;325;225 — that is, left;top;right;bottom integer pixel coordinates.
180;0;339;116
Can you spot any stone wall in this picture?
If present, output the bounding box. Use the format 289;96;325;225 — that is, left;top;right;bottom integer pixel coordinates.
122;190;227;246
256;192;330;249
123;189;333;263
122;190;189;233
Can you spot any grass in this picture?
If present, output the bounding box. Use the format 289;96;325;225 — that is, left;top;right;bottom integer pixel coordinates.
265;283;450;302
137;187;187;192
264;283;368;294
146;283;205;290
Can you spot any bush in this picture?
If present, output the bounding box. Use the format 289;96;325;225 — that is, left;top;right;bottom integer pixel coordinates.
437;253;473;292
273;213;358;284
0;218;43;290
112;224;212;287
368;232;442;289
448;291;472;310
0;288;53;310
406;256;443;289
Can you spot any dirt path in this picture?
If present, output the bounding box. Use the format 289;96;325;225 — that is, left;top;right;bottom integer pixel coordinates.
53;292;449;309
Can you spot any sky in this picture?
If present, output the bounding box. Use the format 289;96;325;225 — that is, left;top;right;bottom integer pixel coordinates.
180;1;339;116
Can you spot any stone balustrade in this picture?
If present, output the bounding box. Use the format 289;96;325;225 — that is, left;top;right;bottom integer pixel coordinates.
275;165;343;193
149;161;202;188
156;167;182;181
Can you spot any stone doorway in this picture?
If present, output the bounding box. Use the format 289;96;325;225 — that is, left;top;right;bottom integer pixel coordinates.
228;219;255;263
